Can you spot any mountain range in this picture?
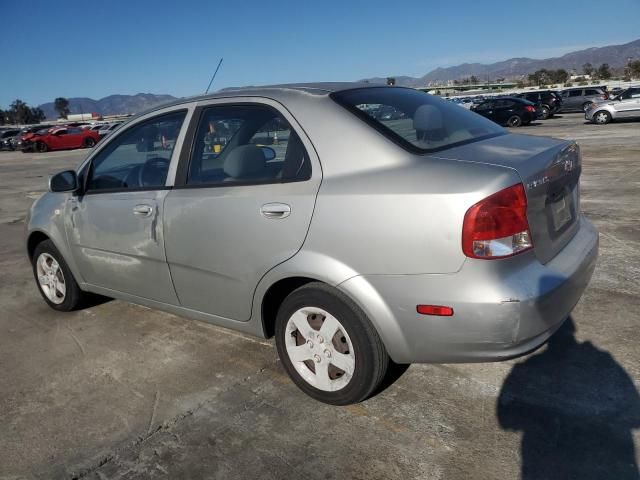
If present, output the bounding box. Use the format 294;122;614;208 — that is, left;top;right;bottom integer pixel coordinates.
36;39;639;117
38;93;177;119
361;38;640;86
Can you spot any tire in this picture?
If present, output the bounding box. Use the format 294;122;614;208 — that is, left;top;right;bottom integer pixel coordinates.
593;110;612;125
32;240;86;311
582;102;594;112
35;141;48;153
507;115;523;128
275;282;389;405
538;106;550;120
84;137;96;148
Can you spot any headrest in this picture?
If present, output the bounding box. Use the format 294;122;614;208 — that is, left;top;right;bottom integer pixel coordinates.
413;104;444;132
224;145;266;178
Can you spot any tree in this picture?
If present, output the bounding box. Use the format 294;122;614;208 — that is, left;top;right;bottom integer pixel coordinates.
469;75;479;84
552;69;569;84
528;69;551;86
3;99;46;125
386;77;396;86
9;99;31;124
582;63;594;76
30;107;45;123
54;97;70;119
596;63;611;80
628;60;640;78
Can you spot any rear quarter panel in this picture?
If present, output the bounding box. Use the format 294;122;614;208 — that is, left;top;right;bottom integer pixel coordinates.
278;96;521;277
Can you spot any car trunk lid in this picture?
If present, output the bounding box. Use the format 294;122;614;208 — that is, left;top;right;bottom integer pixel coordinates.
431;133;581;264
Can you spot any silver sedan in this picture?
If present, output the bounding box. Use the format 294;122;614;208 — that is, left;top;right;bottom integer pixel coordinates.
26;84;598;404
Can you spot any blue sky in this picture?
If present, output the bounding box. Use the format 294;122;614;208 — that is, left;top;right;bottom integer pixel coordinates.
1;0;639;107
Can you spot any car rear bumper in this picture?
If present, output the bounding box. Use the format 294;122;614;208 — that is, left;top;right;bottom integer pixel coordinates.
339;215;598;363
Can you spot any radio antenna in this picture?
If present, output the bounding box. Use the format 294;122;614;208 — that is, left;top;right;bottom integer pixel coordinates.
205;58;224;94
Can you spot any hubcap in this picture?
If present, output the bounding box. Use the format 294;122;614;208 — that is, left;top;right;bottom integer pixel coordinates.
36;253;66;304
285;307;356;392
596;112;608;124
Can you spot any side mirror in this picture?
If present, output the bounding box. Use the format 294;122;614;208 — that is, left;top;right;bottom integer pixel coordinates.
261;146;276;161
49;170;78;193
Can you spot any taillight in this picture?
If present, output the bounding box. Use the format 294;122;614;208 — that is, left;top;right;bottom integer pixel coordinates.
462;183;533;259
525;106;535;112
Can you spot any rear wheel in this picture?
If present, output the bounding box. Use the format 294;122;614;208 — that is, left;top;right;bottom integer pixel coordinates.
32;240;86;311
507;115;523;128
83;137;96;148
35;141;48;153
275;282;389;405
593;110;611;125
582;102;594;112
538;106;550;120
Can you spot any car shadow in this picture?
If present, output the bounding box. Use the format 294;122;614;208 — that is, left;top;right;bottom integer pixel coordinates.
497;317;640;479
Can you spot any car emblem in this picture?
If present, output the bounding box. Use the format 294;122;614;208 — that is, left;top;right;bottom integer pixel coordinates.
563;159;574;172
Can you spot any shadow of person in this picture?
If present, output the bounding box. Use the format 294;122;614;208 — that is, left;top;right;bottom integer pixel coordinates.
497;317;640;479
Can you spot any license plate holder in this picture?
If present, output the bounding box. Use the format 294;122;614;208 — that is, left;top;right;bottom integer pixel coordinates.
551;195;572;231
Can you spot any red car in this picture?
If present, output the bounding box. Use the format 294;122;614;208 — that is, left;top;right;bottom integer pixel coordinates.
26;126;100;153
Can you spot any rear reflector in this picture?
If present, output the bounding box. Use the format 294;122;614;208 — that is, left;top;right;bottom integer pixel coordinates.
462;183;533;259
417;305;454;316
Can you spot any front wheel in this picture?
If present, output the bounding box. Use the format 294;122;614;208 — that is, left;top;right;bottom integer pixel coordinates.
35;141;48;153
507;115;523;128
83;137;96;148
275;282;389;405
32;240;86;311
593;110;612;125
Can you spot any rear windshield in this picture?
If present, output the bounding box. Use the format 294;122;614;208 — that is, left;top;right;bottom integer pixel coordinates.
331;87;504;153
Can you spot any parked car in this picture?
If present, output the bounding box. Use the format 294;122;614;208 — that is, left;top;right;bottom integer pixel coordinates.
23;126;100;152
16;126;54;151
559;87;608;112
608;87;624;97
0;129;21;150
515;91;562;119
585;86;640;124
27;84;598;405
471;97;539;127
98;122;122;139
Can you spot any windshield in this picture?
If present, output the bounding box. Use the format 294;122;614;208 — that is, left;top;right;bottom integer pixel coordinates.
331;87;505;153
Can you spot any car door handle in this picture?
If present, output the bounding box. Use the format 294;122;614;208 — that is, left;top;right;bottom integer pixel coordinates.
261;203;291;219
132;204;153;217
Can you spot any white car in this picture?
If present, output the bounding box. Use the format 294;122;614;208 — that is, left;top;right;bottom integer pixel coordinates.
97;122;122;138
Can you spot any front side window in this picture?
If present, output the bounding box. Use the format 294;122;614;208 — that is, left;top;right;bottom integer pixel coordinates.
187;104;310;185
332;87;504;152
86;111;186;192
569;90;583;97
621;88;640;99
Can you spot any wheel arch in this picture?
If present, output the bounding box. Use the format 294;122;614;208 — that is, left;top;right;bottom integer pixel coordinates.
261;276;318;338
253;251;361;338
27;230;51;260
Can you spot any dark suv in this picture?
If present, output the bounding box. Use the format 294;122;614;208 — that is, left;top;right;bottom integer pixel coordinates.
515;91;562;119
560;87;609;112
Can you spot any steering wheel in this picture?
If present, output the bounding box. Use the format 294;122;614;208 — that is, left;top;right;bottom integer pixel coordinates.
138;157;170;187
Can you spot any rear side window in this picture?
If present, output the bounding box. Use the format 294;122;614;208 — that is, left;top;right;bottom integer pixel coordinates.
187;104;310;186
569;90;583;97
584;89;600;96
332;87;504;153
